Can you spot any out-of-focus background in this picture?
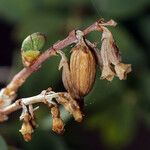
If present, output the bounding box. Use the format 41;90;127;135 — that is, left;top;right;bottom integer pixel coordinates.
0;0;150;150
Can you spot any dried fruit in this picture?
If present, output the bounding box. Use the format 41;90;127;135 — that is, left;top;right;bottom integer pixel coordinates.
58;34;96;100
70;39;96;99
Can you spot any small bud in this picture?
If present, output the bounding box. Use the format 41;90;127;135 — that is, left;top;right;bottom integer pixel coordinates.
51;106;64;134
58;50;79;100
21;32;46;67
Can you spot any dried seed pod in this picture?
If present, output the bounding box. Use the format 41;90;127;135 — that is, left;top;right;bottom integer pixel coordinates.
21;32;46;67
70;39;96;99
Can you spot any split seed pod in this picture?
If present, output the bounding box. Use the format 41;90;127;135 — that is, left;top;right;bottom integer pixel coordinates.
21;32;46;67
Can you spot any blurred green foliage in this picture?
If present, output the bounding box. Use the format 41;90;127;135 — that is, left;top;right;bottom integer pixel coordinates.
0;135;7;150
0;0;150;150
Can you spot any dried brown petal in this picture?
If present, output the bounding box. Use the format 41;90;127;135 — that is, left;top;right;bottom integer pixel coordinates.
19;112;36;142
115;63;132;80
52;118;64;134
101;65;115;81
19;122;33;142
51;106;64;134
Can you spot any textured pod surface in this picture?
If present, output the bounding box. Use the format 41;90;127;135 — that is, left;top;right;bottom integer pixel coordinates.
70;41;96;98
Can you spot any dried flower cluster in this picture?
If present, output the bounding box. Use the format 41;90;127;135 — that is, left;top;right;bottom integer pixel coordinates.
0;19;131;142
18;89;83;141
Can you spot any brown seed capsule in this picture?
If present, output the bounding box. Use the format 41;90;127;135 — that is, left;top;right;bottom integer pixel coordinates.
70;39;96;99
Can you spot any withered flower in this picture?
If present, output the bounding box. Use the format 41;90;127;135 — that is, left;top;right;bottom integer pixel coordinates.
51;106;64;134
100;26;131;81
19;105;37;142
19;113;34;142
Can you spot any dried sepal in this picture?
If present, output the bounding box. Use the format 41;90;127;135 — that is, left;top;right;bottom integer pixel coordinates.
57;93;83;122
51;106;64;134
57;50;79;99
100;26;131;81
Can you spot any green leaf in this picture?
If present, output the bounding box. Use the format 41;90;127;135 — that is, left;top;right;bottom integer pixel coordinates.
0;135;8;150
